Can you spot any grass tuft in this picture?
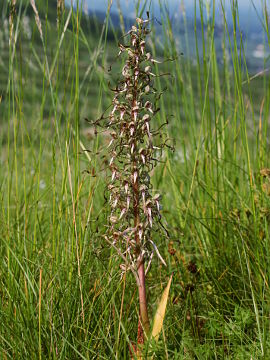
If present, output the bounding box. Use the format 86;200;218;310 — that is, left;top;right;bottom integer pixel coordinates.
1;0;270;358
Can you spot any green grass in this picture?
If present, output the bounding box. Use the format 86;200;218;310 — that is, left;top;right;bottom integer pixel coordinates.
1;0;270;358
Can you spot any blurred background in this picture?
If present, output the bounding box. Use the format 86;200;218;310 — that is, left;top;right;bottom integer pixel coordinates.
1;1;270;358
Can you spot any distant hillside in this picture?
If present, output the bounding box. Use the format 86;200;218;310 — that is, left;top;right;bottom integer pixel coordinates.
84;3;270;73
0;0;118;119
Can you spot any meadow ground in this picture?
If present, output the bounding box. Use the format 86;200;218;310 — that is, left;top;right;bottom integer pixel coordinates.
1;1;270;358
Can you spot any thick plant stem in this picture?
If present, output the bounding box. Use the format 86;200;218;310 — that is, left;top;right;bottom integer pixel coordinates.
132;76;150;338
134;175;150;337
138;261;150;334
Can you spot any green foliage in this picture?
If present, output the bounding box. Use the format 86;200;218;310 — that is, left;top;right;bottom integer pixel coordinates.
1;0;270;358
